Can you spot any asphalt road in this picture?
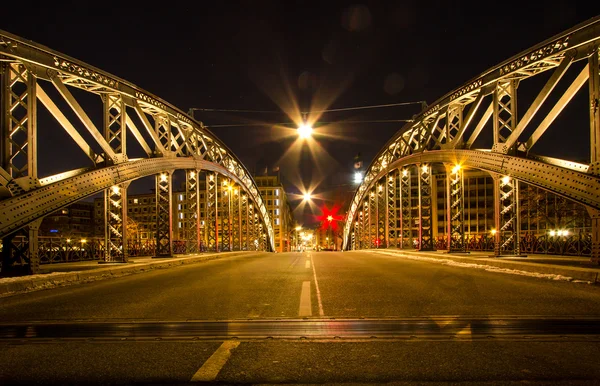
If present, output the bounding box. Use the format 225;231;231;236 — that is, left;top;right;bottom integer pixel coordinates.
2;250;600;385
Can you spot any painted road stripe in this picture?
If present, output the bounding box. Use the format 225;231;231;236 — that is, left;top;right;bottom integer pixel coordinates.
310;253;325;316
305;260;311;269
299;281;312;316
190;340;240;382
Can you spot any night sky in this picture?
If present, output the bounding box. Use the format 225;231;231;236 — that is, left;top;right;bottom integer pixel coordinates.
1;1;599;226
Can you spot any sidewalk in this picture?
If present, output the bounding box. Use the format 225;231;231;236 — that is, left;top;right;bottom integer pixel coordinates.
0;251;257;297
365;248;600;283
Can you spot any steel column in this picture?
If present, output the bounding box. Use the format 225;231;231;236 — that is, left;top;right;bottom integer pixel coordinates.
387;170;398;248
221;179;231;251
363;201;369;248
0;63;40;274
102;94;128;263
400;167;412;249
232;187;241;251
104;183;129;262
248;202;255;250
492;80;518;154
241;194;248;250
417;164;434;251
185;169;200;253
493;175;521;256
155;171;173;257
368;190;376;248
445;164;465;252
206;173;218;252
377;182;386;248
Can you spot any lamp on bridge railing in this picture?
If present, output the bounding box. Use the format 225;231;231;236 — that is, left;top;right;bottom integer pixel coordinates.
549;229;569;237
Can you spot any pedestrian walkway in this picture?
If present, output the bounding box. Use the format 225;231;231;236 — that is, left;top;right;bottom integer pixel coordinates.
0;251;258;297
364;248;600;283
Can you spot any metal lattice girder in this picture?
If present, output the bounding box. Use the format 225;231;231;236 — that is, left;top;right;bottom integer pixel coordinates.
418;164;434;251
0;31;277;254
155;171;173;257
357;210;363;249
241;193;248;251
369;190;377;248
206;173;218;252
376;182;386;247
232;186;241;251
2;63;37;187
259;223;266;251
400;167;412;249
254;212;260;250
446;164;465;252
352;220;357;250
103;94;126;155
221;178;232;252
185;169;200;253
341;17;600;250
492;80;518;153
493;175;521;255
248;202;255;250
104;183;129;262
387;171;397;248
362;201;369;248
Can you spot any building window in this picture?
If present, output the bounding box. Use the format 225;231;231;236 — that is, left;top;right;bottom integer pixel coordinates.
133;198;138;204
275;199;279;206
275;189;279;196
275;209;279;216
275;218;280;225
179;194;183;201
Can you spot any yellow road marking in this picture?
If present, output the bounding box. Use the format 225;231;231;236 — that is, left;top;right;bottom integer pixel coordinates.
190;340;240;382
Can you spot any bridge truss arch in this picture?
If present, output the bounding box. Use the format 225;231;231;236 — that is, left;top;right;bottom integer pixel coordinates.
0;29;274;274
343;16;600;261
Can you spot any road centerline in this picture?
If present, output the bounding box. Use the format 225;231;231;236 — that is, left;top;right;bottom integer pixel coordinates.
310;253;325;317
299;281;312;316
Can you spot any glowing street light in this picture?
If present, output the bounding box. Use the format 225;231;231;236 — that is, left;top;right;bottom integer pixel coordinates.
303;193;312;201
298;124;313;139
353;171;362;184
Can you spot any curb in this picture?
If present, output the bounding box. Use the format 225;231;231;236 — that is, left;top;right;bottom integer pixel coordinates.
0;251;258;297
367;250;600;283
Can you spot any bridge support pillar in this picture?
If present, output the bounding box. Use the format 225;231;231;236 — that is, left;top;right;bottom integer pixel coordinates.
184;169;200;254
492;174;521;256
417;163;435;251
387;170;398;248
400;167;413;249
377;181;386;248
103;182;130;263
232;186;241;251
241;194;248;251
221;178;232;251
154;171;173;258
445;163;465;253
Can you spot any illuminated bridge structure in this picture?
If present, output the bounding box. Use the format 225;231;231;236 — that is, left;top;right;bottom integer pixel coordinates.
343;16;600;263
0;30;275;276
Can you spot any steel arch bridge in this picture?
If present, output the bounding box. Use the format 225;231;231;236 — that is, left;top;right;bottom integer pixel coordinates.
343;16;600;262
0;29;275;275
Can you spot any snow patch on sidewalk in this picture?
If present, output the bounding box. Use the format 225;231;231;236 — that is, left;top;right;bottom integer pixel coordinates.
370;250;592;284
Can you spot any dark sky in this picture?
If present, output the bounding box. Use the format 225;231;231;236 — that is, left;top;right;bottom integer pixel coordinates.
1;1;599;226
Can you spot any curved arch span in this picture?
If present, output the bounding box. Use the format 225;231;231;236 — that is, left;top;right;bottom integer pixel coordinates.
0;157;274;250
343;150;600;249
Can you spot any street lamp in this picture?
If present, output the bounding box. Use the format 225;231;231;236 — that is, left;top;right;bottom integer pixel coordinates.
298;124;312;139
